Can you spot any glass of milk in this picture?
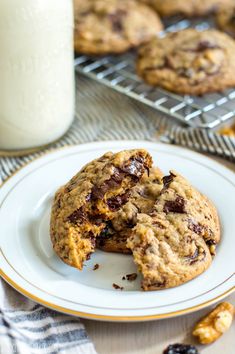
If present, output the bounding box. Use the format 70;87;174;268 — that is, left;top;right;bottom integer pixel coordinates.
0;0;75;152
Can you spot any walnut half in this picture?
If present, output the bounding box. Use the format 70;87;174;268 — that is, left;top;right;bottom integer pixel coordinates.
192;302;234;344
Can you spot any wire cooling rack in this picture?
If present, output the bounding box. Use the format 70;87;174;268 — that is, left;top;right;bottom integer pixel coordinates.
75;18;235;129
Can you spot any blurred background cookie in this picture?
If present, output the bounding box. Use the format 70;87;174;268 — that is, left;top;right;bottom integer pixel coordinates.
74;0;163;55
140;0;233;17
137;29;235;95
216;4;235;38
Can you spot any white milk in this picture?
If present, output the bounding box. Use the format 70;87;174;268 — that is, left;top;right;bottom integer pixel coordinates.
0;0;74;150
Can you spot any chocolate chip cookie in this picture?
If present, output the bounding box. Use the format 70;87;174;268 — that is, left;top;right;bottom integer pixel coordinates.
141;0;233;17
96;167;164;254
74;0;163;55
127;171;220;290
50;149;152;270
216;4;235;38
137;29;235;95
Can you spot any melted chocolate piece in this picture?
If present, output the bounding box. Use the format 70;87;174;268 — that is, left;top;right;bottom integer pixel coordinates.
96;238;105;247
121;157;145;178
91;156;146;201
188;219;204;235
91;168;125;200
108;10;126;32
196;40;220;52
107;191;131;211
190;249;206;265
67;207;86;224
181;41;220;53
163;196;186;214
206;239;216;246
186;247;199;265
98;222;114;239
125;219;136;229
162;172;176;189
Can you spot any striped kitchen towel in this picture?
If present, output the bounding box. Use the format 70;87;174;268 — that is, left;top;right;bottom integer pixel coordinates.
0;279;96;354
0;74;235;354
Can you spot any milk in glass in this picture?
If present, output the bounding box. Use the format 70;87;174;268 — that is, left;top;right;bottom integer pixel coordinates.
0;0;74;150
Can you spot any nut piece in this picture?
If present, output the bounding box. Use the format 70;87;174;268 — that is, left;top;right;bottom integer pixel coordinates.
193;302;234;344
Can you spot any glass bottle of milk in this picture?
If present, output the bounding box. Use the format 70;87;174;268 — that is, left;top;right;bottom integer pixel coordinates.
0;0;74;151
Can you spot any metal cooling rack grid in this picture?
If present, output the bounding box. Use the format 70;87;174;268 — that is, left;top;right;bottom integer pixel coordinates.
75;18;235;129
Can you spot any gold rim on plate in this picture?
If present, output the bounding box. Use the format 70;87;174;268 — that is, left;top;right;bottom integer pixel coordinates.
1;269;234;321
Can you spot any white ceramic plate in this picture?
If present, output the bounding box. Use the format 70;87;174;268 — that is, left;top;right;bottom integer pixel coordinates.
0;141;234;322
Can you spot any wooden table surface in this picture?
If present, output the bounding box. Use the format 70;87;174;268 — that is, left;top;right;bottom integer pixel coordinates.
82;155;235;354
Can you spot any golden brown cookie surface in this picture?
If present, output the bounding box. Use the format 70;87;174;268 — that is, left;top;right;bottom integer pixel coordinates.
137;29;235;95
141;0;233;17
216;4;235;38
127;171;221;290
50;149;152;270
74;0;163;55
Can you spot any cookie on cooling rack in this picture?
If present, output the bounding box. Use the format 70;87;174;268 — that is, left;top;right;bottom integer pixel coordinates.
141;0;233;17
50;149;152;270
74;0;163;55
137;29;235;95
127;171;221;290
216;4;235;38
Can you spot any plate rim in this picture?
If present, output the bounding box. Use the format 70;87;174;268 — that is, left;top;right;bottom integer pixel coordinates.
1;268;234;322
0;141;235;322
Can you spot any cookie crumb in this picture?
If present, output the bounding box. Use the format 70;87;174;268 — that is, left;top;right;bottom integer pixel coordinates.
112;283;124;290
93;263;99;271
125;273;137;281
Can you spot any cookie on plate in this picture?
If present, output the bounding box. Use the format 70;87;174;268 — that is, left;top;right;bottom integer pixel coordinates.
74;0;163;55
127;171;220;290
96;167;164;253
50;149;152;270
216;4;235;38
137;29;235;95
141;0;233;17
